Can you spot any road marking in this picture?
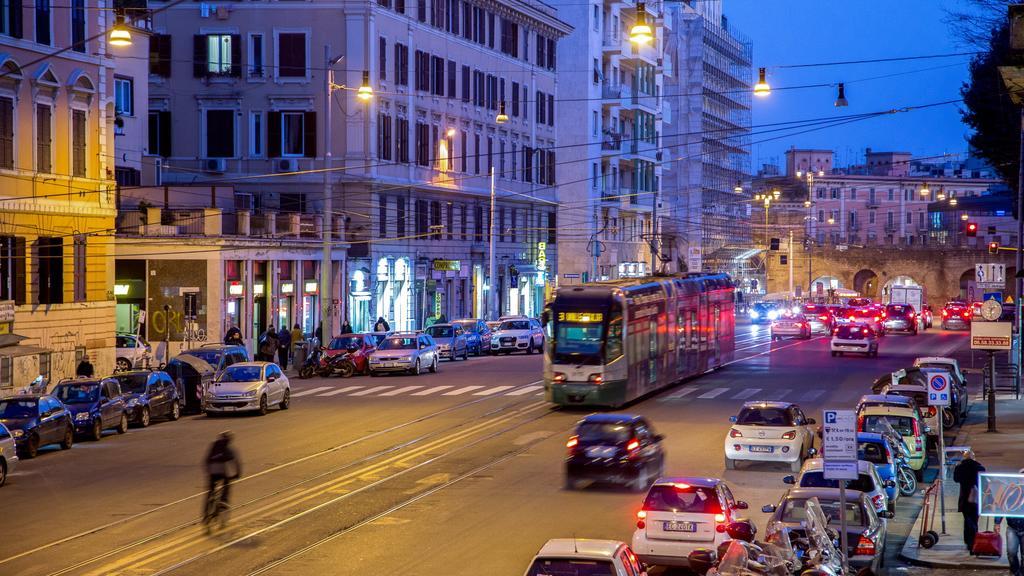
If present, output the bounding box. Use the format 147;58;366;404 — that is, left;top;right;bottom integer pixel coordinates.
697;387;729;399
773;388;792;400
443;385;484;395
320;386;364;396
380;386;423;396
474;385;515;396
291;386;332;397
506;385;543;396
733;388;761;399
665;387;698;400
412;386;453;396
800;390;825;402
350;386;392;396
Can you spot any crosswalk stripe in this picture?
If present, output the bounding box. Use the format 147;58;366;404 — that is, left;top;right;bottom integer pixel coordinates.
697;387;730;399
350;386;392;396
380;386;423;396
774;388;792;400
291;386;332;397
412;386;452;396
444;385;484;395
320;386;363;396
474;385;515;396
800;390;825;402
506;385;543;396
733;388;761;400
665;387;698;400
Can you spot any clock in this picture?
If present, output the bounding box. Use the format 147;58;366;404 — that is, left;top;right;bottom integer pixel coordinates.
981;299;1003;322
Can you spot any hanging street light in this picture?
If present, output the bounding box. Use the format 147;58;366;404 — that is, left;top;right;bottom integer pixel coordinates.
834;83;848;107
734;180;743;193
356;71;373;101
109;13;132;47
629;3;654;45
496;101;509;124
754;67;771;97
919;183;931;197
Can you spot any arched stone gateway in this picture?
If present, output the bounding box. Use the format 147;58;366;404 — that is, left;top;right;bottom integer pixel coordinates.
882;275;920;299
853;269;879;298
959;269;974;301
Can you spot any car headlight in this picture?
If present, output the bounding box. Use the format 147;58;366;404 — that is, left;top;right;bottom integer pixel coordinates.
127;398;140;407
767;310;779;320
750;311;760;319
12;429;23;438
75;412;92;422
243;390;258;398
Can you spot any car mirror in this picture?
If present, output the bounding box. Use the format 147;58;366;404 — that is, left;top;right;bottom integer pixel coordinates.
735;500;748;510
762;504;776;513
806;417;816;425
782;475;796;485
267;375;277;382
729;415;737;423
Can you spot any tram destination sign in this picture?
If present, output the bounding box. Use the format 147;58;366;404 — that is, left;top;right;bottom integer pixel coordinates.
557;312;603;323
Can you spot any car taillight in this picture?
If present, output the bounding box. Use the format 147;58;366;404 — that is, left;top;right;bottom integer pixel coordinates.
962;313;971;319
820;315;829;321
925;406;937;418
912;419;921;437
873;316;880;322
715;513;726;523
848;315;856;321
942;310;949;317
636;510;647;529
552;372;566;383
781;430;797;440
855;535;876;556
626;438;640;453
566;435;579;452
587;374;604;384
729;428;743;438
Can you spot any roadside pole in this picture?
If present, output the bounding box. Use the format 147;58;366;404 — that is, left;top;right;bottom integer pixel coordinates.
822;409;857;574
927;370;951;535
971;303;1012;432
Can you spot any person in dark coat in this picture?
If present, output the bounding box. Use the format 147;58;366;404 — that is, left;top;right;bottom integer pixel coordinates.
315;322;324;346
277;325;291;370
75;356;94;378
204;431;241;509
340;320;353;335
954;449;986;551
223;326;243;346
258;326;279;362
374;317;391;332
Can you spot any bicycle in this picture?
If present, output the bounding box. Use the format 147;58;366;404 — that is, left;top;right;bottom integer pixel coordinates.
202;482;230;533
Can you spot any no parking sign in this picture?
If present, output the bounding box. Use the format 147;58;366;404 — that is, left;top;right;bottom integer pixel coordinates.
928;372;951;406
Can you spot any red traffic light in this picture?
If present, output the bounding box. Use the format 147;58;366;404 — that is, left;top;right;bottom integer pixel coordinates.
989;241;1000;254
966;222;979;237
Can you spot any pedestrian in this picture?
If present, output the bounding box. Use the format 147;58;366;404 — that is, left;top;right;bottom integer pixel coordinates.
315;322;324;345
340;319;353;335
75;355;94;378
374;316;390;332
437;313;447;324
258;326;279;362
224;326;243;346
996;469;1024;576
290;323;304;363
277;325;291;370
954;449;986;552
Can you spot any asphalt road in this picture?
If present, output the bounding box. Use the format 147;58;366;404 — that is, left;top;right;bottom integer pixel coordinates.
0;322;975;576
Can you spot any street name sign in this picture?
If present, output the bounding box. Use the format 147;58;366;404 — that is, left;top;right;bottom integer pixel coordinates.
971;321;1013;350
927;371;951;406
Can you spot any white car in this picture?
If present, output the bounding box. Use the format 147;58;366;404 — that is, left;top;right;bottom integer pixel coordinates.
770;313;811;340
784;458;893;516
631;476;749;568
115;333;151;372
524;539;648;576
0;422;18;486
830;324;879;357
914;356;967;388
204;362;291;415
725;401;817;472
490;318;544;354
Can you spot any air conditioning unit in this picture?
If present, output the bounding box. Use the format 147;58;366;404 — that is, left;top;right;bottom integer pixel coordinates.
275;158;299;173
205;158;227;173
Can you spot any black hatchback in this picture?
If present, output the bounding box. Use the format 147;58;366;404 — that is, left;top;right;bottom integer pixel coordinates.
113;370;182;427
565;414;666;492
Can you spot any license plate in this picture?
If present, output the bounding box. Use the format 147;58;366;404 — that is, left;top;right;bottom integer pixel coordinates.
749;445;774;453
664;521;697;532
585;446;617;458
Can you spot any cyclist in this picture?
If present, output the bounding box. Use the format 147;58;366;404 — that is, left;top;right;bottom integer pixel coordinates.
204;431;241;519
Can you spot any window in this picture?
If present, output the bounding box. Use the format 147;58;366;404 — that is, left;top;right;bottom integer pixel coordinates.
460;205;467;240
593;57;599;84
536;91;544;124
415;122;430;166
510;208;517;242
415;199;428;235
71;110;86;177
887;188;895;201
887;211;894;226
148;111;171;157
278;32;307;77
36;104;51;173
204;34;236;76
150;34;172;77
114;77;133;116
460;130;467;172
0;357;9;388
474;133;480;174
379;37;387;82
498;206;505;242
395;43;409;86
415;50;430;91
906;211;913;224
849;188;857;200
547;94;554;126
71;0;84;52
205;109;235;158
431;55;445;96
447;60;456;98
511;81;519;116
282;112;305;156
447;202;454;239
36;237;62;304
249;34;264;78
249;111;263;156
593;4;599;30
35;0;49;45
396;117;409;162
475;205;484;240
0;97;12;169
0;237;25;304
1;0;22;38
379;197;387;238
377;113;392;160
547;212;556;244
73;235;86;301
461;65;470;101
267;110;315;158
869;211;875;225
396;197;406;236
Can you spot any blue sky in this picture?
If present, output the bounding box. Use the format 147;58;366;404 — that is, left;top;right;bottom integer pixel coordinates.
724;0;979;171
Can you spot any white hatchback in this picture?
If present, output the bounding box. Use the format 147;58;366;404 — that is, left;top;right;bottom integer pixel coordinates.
631;477;749;568
784;458;893;516
204;362;291;415
724;401;817;472
524;539;647;576
830;324;879;357
0;422;17;486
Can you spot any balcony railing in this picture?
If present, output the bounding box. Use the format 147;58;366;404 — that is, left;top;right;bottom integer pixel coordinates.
117;207;338;240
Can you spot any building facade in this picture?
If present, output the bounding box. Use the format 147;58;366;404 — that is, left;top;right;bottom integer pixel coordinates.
0;0;121;391
554;0;662;282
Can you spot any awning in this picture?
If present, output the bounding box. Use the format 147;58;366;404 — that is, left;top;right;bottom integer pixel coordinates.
0;343;50;358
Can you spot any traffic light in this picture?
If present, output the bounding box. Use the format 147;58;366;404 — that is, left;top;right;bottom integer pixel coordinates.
769;237;780;250
989;241;1000;254
966;222;979;237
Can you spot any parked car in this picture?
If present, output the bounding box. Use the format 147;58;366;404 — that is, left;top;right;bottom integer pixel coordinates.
425;323;469;361
725;401;817;472
52;378;128;440
565;413;666;491
524;539;648;576
325;334;377;375
452;318;492;356
770;312;811;341
491;318;544;354
115;333;151;372
205;362;291;416
763;488;889;574
784;458;893;516
830;324;879;357
874;365;968;427
113;369;181;427
856;432;901;508
168;344;249;414
0;395;74;458
857;397;929;480
940;301;972;330
368;332;439;375
0;423;16;486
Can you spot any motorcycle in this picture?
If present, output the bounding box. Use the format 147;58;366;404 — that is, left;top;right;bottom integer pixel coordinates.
17;375;48;395
876;418;917;496
318;352;356;378
297;338;323;380
691;521;798;576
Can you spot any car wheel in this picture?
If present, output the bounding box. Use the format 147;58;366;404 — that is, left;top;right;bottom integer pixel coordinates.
369;370;379;377
60;426;74;450
90;419;102;441
412;359;421;376
0;459;6;487
257;394;268;416
116;413;128;434
115;357;132;372
429;357;438;373
22;434;39;459
725;456;736;470
139;407;151;428
462;348;469;361
279;389;291;410
526;340;534;354
914;467;924;481
169;401;181;421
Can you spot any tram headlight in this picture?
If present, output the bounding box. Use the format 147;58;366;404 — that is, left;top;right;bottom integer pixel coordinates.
587;374;604;385
552;372;567;383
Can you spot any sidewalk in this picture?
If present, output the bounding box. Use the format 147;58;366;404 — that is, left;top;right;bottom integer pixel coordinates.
899;391;1024;569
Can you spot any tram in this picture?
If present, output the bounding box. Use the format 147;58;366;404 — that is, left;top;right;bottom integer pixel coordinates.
542;273;735;408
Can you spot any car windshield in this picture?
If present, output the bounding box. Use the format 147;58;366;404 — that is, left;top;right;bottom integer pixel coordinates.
219;366;262;382
499;320;530;331
753;303;775;312
643;484;722;514
115;374;149;394
848;298;871;307
804;305;828;314
526;559;616;576
0;399;38;418
781;498;866;527
182;349;223;366
836;326;871;339
887;305;911;315
454;321;478;333
329;336;362;350
379;337;417;350
799;471;876;493
54;383;100;403
862;415;915;436
425;326;454;338
736;407;793;426
858;441;889;464
576;422;632;443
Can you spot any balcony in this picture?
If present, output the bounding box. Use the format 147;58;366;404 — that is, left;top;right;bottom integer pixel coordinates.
117;207;340;240
601;132;623;152
601;35;622;55
601;82;632;107
848;222;860;231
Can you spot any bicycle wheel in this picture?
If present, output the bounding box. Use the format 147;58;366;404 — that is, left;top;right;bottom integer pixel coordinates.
898;465;917;496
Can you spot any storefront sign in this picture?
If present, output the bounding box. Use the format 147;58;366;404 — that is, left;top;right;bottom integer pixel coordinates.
537;242;547;271
0;301;15;324
253;283;265;296
280;282;295;295
113;284;130;296
434;291;442;316
979;473;1024;517
304;280;319;294
433;260;461;272
227;281;244;296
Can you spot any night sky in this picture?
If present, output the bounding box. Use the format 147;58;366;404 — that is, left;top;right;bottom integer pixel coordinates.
725;0;978;172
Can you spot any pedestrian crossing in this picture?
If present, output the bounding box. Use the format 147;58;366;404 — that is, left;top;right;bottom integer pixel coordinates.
288;382;546;400
658;384;837;404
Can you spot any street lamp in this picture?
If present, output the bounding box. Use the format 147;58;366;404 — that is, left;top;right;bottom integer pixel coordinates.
356;71;374;101
754;67;771;97
108;13;132;46
496;101;509;124
919;183;931;198
629;3;654;44
834;83;848;107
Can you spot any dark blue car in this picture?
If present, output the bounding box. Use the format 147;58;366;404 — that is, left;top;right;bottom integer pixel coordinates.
0;395;74;458
52;378;128;440
113;370;181;427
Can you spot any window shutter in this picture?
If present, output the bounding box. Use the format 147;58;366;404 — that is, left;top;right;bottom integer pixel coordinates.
159;111;172;157
303;111;317;158
13;237;25;305
159;35;172;77
230;34;242;77
548;151;555;183
193;35;207;77
267;111;282;158
9;1;21;38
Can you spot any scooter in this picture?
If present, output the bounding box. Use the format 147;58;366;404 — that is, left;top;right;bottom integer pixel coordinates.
297;338;323;380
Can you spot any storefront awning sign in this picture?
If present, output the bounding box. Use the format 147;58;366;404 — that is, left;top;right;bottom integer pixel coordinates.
304;280;319;294
114;284;130;296
537;242;547;271
253;283;265;296
228;281;244;296
280;282;295;295
432;260;461;271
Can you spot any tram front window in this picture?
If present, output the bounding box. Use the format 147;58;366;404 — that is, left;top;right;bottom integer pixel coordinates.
553;322;604;365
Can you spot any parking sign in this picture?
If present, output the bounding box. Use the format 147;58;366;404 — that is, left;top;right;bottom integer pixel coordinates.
928;372;950;406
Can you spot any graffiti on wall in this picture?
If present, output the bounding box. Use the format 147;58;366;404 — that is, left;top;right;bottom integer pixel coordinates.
147;260;208;342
